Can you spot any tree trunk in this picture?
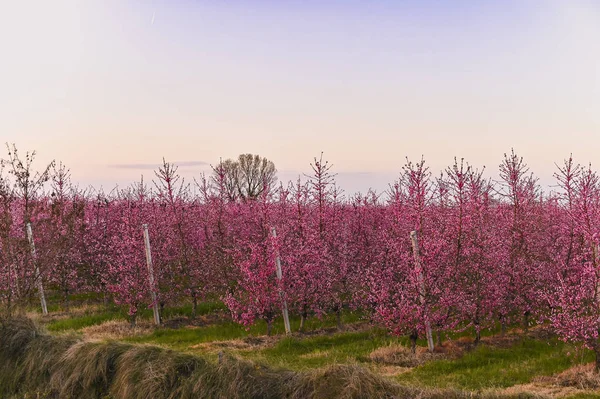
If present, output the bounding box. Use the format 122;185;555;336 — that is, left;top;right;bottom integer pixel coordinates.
410;331;418;355
130;313;137;328
436;330;442;347
63;289;70;312
14;272;21;299
266;319;273;336
474;318;481;345
523;311;530;332
336;307;343;331
299;312;307;332
500;315;507;336
192;294;198;319
6;295;12;319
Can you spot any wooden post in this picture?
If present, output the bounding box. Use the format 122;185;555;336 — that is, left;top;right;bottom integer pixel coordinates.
26;223;48;316
272;227;291;335
410;230;435;352
142;224;161;326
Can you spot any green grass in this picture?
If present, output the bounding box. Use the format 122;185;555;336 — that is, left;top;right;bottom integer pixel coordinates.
25;291;105;312
46;308;125;332
397;337;594;390
124;310;365;350
244;328;405;370
127;321;596;393
135;301;228;320
125;313;360;347
125;321;251;350
43;301;227;333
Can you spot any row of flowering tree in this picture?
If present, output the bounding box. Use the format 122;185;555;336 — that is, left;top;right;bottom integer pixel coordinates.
2;146;600;368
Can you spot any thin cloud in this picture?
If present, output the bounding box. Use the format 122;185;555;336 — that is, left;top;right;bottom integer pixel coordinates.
109;161;208;170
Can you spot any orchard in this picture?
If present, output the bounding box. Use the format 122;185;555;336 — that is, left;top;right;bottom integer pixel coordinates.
2;145;600;369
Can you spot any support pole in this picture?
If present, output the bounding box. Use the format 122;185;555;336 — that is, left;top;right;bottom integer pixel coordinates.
143;224;161;326
272;227;291;335
410;230;435;352
26;223;48;316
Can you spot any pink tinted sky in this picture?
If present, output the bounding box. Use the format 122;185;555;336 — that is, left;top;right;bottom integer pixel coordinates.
1;1;598;195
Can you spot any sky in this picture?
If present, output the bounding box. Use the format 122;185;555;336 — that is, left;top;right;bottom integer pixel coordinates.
0;0;598;195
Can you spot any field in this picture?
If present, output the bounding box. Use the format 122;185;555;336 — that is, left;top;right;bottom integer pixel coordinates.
2;293;599;399
3;150;600;398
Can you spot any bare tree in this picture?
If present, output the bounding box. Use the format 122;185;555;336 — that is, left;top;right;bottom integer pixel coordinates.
212;154;277;201
3;144;55;225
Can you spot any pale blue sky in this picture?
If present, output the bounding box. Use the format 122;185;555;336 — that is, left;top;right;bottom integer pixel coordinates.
1;1;598;194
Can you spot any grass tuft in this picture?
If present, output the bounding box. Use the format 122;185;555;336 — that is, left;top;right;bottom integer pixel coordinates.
543;363;600;390
369;343;445;367
50;340;129;398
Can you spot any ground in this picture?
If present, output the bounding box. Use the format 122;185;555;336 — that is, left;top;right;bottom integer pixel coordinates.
20;295;600;399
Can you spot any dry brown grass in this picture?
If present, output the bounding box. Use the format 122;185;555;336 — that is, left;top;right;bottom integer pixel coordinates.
501;383;579;398
498;363;600;398
435;339;469;358
190;335;280;355
536;363;600;389
81;319;155;340
431;329;540;359
50;340;130;398
0;316;78;397
190;339;253;351
299;350;332;359
110;345;207;399
369;344;446;367
374;364;413;377
181;353;291;399
291;363;410;399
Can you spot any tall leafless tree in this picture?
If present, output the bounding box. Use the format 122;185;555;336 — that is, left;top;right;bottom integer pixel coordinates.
212;154;277;202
